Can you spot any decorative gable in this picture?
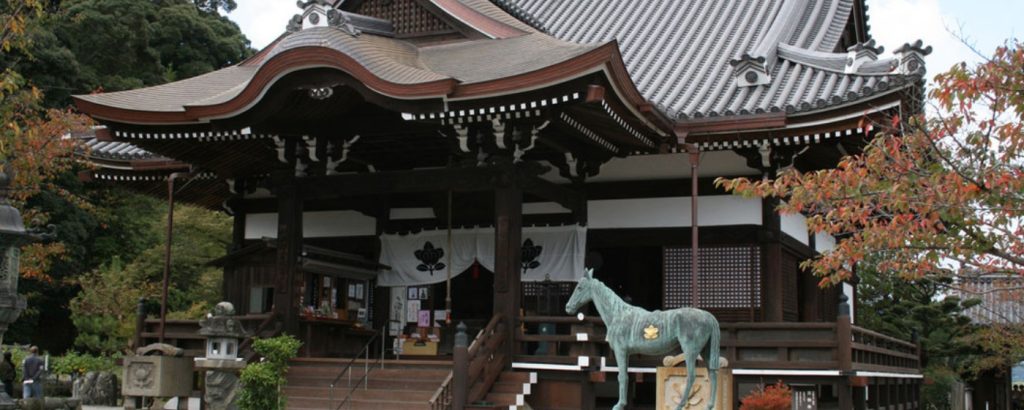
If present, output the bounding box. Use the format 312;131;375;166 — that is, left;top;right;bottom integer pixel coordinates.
845;40;882;73
730;54;771;87
894;40;933;78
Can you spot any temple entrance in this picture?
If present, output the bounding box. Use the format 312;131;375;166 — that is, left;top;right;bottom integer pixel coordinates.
432;263;494;327
590;246;664;311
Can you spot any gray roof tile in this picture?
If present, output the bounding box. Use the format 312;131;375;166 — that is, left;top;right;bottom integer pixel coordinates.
493;0;924;121
83;135;158;161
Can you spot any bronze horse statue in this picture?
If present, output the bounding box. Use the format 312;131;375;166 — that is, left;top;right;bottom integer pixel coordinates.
566;269;721;410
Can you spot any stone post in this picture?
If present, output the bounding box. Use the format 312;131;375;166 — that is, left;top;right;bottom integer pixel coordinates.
452;322;468;410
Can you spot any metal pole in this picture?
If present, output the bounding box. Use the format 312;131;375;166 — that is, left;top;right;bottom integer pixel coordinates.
159;172;188;344
380;325;386;369
686;144;701;308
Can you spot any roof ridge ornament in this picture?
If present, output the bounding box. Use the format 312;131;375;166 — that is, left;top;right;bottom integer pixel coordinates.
845;39;883;74
894;40;933;78
287;0;361;36
730;53;770;87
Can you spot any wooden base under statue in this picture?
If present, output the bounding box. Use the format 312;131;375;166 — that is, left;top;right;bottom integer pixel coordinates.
656;357;733;410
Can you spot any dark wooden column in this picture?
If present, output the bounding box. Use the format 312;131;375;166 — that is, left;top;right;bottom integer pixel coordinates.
224;202;246;307
761;197;784;321
274;176;304;336
372;200;391;335
838;295;854;409
493;176;522;359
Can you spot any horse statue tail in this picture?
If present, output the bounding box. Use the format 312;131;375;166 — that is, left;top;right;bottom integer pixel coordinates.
708;318;721;370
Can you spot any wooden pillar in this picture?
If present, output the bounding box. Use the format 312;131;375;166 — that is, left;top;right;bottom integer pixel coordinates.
838;295;854;409
854;385;868;410
225;201;246;305
274;177;303;336
761;197;784;321
372;200;391;335
494;179;522;358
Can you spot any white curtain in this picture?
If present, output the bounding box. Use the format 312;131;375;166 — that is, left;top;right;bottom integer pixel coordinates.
377;224;586;286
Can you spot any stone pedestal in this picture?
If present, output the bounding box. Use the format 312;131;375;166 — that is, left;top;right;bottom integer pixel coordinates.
122;344;193;410
195;359;245;410
656;362;733;410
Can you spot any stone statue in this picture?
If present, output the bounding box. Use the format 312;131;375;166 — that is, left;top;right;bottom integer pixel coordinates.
566;269;721;410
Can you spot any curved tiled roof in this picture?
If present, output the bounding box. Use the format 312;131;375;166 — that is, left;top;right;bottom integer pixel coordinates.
83;137;156;161
493;0;924;121
265;27;450;85
75;24;602;117
75;66;258;114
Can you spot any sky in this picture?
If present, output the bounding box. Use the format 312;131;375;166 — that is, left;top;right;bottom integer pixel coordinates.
228;0;1024;82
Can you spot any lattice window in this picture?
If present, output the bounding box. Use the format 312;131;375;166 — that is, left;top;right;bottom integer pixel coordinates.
357;0;452;35
663;246;761;309
522;281;576;297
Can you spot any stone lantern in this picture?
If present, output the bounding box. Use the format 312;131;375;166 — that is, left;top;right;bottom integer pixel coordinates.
195;302;248;410
0;170;34;409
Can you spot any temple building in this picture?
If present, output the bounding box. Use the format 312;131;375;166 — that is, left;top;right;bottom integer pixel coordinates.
77;0;930;408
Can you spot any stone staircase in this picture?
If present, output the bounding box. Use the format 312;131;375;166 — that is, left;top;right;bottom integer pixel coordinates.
284;358;452;410
466;370;538;410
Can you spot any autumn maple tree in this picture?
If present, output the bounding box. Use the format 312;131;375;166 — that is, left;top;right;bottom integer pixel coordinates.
2;0;90;280
719;41;1024;291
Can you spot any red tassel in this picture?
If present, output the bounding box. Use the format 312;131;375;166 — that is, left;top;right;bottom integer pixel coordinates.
472;260;480;279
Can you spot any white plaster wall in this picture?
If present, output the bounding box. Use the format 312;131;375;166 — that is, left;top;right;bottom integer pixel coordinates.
244;210;376;239
781;213;809;245
390;208;434;220
523;202;570;214
587;195;762;229
815;231;837;253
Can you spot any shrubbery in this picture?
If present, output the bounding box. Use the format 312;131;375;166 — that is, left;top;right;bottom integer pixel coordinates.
50;351;120;376
237;335;301;410
739;381;791;410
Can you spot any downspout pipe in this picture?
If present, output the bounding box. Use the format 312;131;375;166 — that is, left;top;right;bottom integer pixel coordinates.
681;142;700;308
159;171;190;344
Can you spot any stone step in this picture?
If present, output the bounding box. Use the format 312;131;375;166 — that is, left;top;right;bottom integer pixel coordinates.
284;385;436;401
287;366;450;380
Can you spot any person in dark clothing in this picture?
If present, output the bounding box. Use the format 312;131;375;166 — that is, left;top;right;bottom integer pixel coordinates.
21;346;43;399
0;352;13;397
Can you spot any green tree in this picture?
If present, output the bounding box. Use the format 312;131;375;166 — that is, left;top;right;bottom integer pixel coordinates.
68;202;230;353
1;0;251;352
3;0;253;109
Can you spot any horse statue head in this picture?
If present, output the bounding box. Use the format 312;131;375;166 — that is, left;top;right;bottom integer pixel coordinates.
565;268;596;315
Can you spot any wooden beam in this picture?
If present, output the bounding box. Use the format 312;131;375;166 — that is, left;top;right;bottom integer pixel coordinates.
518;173;584;215
297;166;504;199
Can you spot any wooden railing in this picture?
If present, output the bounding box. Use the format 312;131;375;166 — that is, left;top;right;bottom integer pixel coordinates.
514;315;920;374
138;313;278;358
466;314;508;402
428;372;453;410
447;313;507;410
849;325;921;373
